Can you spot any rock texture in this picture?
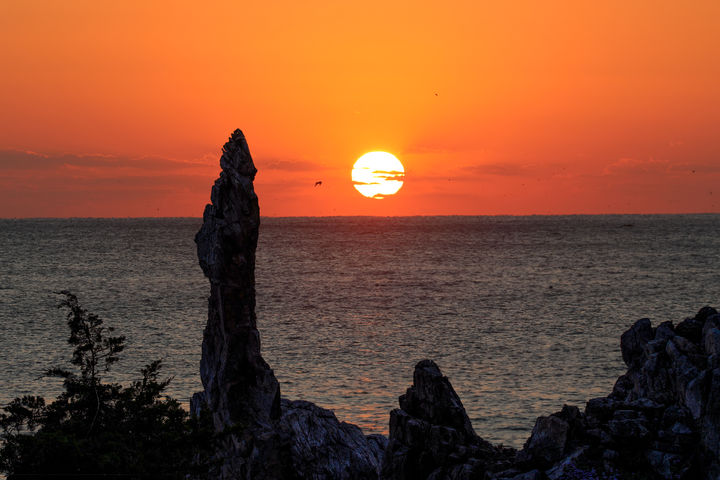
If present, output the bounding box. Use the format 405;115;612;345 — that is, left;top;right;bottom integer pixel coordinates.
380;360;515;479
381;307;720;480
192;129;384;479
193;128;280;431
279;399;387;479
509;306;720;480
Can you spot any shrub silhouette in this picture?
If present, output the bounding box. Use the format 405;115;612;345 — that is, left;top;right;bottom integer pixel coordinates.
0;292;216;479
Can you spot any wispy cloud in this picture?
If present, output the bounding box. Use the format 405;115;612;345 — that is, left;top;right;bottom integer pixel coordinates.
667;162;720;174
462;163;531;176
602;157;668;176
256;157;323;171
372;170;405;182
352;180;381;186
0;149;212;174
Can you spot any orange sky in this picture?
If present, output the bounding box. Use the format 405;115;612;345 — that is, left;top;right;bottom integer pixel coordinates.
1;1;718;217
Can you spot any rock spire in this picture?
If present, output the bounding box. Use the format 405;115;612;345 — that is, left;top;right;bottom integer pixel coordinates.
194;129;280;430
192;129;384;479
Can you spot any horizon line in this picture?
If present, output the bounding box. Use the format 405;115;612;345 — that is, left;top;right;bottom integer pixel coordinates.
2;212;720;220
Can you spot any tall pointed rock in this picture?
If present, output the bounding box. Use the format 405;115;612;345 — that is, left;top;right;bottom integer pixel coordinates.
195;129;280;430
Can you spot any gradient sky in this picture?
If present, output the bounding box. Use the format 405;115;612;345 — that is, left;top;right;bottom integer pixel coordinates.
1;1;718;217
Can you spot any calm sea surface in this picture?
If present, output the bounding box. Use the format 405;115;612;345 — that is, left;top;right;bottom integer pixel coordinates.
1;216;719;447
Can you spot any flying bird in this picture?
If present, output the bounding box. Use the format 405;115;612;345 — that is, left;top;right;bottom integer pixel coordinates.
314;181;322;187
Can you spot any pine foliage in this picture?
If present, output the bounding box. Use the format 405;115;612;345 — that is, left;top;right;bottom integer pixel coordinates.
0;292;216;479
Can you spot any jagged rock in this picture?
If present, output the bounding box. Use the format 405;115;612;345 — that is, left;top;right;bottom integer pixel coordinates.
277;399;386;479
517;415;569;467
380;360;514;480
544;447;588;480
646;449;694;480
193;130;384;479
621;318;654;368
608;411;650;443
500;306;720;479
494;470;542;480
610;374;633;400
399;360;476;441
586;397;618;423
675;307;715;346
516;405;587;469
194;129;280;431
676;318;704;345
703;314;720;370
656;321;676;343
702;369;720;459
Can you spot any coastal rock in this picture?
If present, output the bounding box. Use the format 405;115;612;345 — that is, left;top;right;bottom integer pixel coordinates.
544;447;588;480
702;369;720;459
494;306;720;480
516;405;586;469
193;130;384;479
399;359;476;441
702;314;720;369
518;415;569;467
278;400;386;480
621;318;654;368
380;360;514;480
194;129;280;431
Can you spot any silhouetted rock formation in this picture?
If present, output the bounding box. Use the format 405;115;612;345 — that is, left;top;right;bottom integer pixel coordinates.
279;399;386;479
509;306;720;480
193;129;720;479
192;129;384;479
193;128;280;431
383;310;720;480
380;360;515;479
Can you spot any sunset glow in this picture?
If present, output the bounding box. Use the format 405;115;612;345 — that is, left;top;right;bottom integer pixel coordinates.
0;1;718;217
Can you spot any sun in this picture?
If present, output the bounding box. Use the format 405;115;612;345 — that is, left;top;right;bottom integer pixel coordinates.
352;152;405;199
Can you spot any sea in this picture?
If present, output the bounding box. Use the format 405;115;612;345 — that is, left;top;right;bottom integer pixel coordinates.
1;215;719;448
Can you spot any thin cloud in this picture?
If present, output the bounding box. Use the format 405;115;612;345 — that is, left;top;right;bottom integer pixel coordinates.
603;157;668;176
257;158;323;171
0;149;212;173
603;157;720;177
462;163;536;177
667;162;720;174
0;148;218;204
373;170;405;181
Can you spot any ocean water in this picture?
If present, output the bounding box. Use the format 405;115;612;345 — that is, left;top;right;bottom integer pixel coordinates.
1;215;719;447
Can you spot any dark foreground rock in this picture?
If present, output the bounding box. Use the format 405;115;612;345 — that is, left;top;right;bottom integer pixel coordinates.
380;360;515;479
383;308;720;480
192;130;383;479
279;399;386;479
509;307;720;480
